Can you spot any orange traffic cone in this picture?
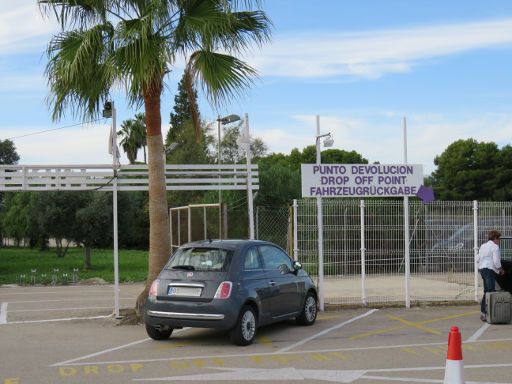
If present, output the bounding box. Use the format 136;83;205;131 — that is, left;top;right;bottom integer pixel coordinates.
443;326;465;384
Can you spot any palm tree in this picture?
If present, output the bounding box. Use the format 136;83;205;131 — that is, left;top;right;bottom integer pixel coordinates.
118;113;147;164
118;119;140;164
39;0;271;313
133;113;147;163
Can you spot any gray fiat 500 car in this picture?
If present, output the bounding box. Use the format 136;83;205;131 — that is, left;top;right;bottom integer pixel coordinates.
144;239;318;346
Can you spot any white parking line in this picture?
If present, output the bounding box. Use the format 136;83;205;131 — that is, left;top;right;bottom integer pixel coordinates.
51;337;151;366
276;309;379;353
133;365;512;383
59;336;512;368
50;328;191;367
5;315;111;325
7;297;136;304
9;306;127;313
0;289;114;296
0;302;8;324
466;322;490;342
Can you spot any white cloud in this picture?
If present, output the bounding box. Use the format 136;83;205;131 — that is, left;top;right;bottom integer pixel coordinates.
5;122;171;165
0;3;56;55
0;74;46;93
5;124;118;165
249;18;512;78
254;113;512;175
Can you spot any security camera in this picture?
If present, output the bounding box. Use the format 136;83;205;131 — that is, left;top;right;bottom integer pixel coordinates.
102;101;112;118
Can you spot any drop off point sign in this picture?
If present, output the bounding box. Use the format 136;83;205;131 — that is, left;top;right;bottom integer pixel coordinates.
301;164;424;198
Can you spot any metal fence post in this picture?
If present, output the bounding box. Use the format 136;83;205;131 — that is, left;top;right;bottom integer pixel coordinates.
404;195;410;309
293;199;298;261
317;196;324;312
255;206;259;240
473;200;479;302
360;200;367;305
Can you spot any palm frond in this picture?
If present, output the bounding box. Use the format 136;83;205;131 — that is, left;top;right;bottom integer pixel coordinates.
187;50;257;108
172;0;271;55
38;0;115;29
45;24;117;120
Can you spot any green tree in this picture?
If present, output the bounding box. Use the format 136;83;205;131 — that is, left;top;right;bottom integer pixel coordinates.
166;72;214;166
220;123;268;163
256;162;300;207
0;139;20;246
37;192;90;257
431;139;500;200
75;193;112;269
1;193;43;247
168;72;199;142
0;139;20;165
254;147;368;206
39;0;272;312
494;145;512;200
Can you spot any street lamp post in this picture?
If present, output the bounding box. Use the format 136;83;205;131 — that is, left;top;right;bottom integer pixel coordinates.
216;114;241;238
315;115;333;312
103;101;120;318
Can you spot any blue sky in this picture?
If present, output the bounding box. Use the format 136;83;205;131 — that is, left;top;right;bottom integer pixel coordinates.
2;1;512;174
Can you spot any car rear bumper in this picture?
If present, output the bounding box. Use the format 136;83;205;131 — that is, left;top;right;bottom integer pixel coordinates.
144;299;239;330
146;310;225;321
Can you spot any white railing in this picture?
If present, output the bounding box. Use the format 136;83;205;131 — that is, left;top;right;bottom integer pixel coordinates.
0;164;259;192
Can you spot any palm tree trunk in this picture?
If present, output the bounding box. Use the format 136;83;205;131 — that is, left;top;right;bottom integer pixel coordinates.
136;80;171;316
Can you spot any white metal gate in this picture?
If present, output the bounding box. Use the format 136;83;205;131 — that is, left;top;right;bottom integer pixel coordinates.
293;199;512;307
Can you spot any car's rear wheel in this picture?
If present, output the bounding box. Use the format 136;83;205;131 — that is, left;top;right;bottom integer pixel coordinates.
230;305;257;346
296;292;317;325
145;323;173;340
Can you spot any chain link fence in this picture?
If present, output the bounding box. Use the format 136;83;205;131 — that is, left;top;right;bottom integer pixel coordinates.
294;199;512;306
168;199;512;307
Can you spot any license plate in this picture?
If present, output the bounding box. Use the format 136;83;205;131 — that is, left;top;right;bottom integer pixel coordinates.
168;286;202;297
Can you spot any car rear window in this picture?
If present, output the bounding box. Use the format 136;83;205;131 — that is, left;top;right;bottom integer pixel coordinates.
165;247;231;272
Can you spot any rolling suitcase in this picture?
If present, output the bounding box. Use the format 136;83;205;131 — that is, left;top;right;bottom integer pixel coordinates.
486;291;512;324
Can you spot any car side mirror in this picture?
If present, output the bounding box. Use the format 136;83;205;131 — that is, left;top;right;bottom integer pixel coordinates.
292;261;302;271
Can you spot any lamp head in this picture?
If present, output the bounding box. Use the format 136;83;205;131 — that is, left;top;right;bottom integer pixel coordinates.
164;142;179;153
323;134;334;147
218;114;241;125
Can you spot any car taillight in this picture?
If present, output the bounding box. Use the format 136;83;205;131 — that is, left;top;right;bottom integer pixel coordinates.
214;281;232;299
148;279;159;301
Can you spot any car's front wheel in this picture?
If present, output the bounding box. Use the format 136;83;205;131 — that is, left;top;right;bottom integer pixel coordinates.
145;323;173;340
296;292;318;325
230;305;257;346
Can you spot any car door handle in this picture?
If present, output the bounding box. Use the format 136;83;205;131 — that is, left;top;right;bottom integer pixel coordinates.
268;280;276;287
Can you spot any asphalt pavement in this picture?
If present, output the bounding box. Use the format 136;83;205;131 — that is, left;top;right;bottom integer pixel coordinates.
1;284;512;384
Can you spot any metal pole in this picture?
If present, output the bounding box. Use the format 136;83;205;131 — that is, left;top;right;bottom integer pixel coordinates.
169;208;173;250
316;114;325;312
188;206;192;243
403;116;411;309
245;113;255;239
203;206;207;240
177;210;181;246
293;199;298;261
255;206;259;239
360;200;367;305
473;200;479;302
112;102;120;318
218;117;222;239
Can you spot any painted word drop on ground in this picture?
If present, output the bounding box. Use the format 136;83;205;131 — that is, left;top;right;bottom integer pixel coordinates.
301;164;424;198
